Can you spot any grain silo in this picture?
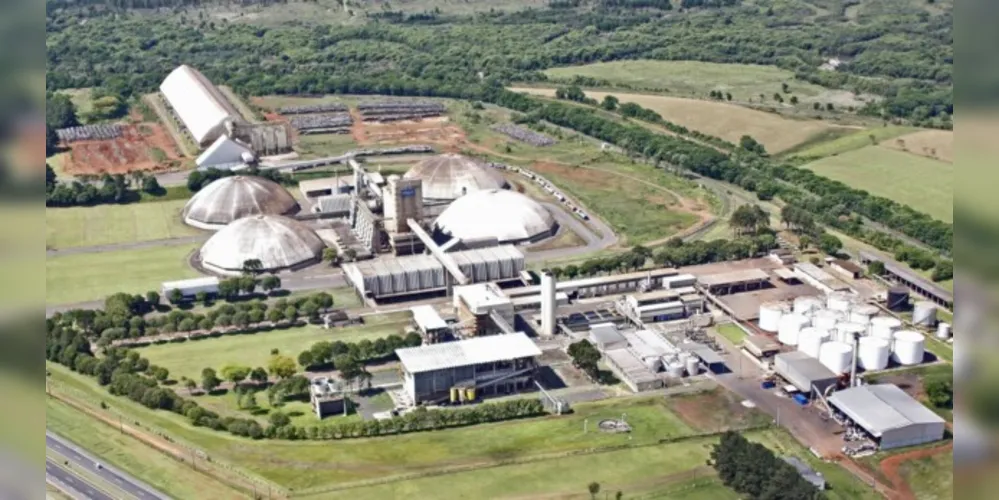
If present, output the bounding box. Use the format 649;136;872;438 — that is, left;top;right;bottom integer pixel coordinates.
857;337;891;371
797;327;831;359
182;176;299;230
433;189;557;244
778;313;810;346
403;153;508;201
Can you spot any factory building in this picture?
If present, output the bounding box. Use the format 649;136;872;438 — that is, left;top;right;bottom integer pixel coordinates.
506;268;680;300
625;288;695;323
403;153;508;201
411;305;450;344
829;384;946;450
196;135;254;170
829;259;864;280
432;189;557;245
396;332;542;404
696;269;770;295
773;351;840;395
198;215;325;274
342;245;525;300
453;283;516;336
159;65;242;146
181;176;299;230
160;277;220;300
793;262;851;294
589;323;628;351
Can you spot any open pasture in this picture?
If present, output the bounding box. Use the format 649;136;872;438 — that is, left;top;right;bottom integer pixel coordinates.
509;87;846;154
881;129;953;163
802;146;953;222
784;125;919;159
46;199;200;250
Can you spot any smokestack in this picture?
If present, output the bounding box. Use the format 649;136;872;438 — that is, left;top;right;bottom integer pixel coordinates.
541;270;557;336
850;332;860;387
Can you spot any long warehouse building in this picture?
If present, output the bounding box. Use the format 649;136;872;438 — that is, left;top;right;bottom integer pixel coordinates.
160;65;242;146
829;384;946;450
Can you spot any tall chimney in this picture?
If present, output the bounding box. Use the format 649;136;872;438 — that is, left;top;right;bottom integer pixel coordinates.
541;270;557;336
850;332;860;387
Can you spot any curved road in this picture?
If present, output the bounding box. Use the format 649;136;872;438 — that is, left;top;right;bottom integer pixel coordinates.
47;431;168;500
525;202;617;263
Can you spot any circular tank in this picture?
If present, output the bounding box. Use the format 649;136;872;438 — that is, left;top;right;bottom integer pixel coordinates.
793;296;824;316
797;327;831;358
936;322;952;340
849;304;880;325
685;356;700;377
665;360;685;378
644;356;663;372
892;330;925;366
887;286;910;311
835;322;868;344
913;301;938;327
758;302;787;333
857;337;891;371
813;309;845;330
819;341;854;374
777;313;810;346
869;316;902;340
827;292;853;313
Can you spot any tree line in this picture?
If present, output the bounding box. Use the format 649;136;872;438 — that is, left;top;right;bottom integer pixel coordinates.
711;431;826;499
296;332;423;373
46;167;163;207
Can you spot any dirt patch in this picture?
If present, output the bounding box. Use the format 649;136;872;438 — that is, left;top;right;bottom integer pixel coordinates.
667;388;769;432
64;113;183;175
880;129;953;163
351;114;466;150
869;371;926;401
879;443;953;500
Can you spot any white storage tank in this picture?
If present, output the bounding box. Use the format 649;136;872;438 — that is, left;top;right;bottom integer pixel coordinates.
758;302;787;333
835;322;868;344
797;327;831;358
664;359;685;378
819;341;854;374
849;304;880;325
644;356;663;372
857;337;891;371
936;322;952;340
685;356;700;377
826;292;853;313
892;330;925;366
869;316;903;340
813;309;845;330
913;301;938;327
793;296;824;316
777;313;810;346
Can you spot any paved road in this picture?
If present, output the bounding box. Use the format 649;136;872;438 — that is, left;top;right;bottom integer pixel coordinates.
47;235;209;258
47;459;113;500
47;431;168;500
525;202;617;263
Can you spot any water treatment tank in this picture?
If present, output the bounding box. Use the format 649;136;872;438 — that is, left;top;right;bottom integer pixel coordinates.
869;316;902;340
849;304;880;325
937;322;952;340
797;327;831;358
835;322;868;344
777;313;810;345
826;292;853;313
913;301;938;327
644;356;663;372
813;309;844;331
857;337;891;371
665;361;685;378
685;356;700;377
819;341;854;374
887;286;910;311
892;330;925;366
758;302;787;333
793;296;824;316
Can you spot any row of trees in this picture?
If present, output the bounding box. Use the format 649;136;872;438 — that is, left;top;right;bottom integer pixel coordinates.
46;168;162;207
711;431;826;499
166;274;283;305
297;332;423;372
186;166;292;192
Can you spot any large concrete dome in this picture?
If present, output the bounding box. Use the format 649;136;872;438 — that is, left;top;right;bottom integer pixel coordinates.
403;153;508;201
182;176;299;230
433;189;557;244
199;215;325;274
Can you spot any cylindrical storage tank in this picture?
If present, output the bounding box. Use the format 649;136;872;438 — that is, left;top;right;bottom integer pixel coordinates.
644;357;663;372
849;304;880;325
777;313;809;345
892;330;925;366
870;316;903;340
665;362;685;378
913;301;938;327
827;292;852;313
819;341;853;374
887;286;910;311
685;356;700;377
793;296;824;316
836;322;868;344
857;337;891;371
797;327;831;358
758;302;787;333
813;309;844;331
936;322;952;340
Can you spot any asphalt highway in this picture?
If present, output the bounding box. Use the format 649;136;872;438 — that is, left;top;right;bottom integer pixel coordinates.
46;458;113;500
46;431;168;500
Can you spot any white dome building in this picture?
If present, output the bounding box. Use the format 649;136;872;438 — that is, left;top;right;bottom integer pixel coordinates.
403;153;508;201
182;176;299;230
433;189;557;244
199;215;325;274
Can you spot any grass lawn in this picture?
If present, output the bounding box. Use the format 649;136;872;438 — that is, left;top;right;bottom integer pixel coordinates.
802;146;953;222
509;87;844;154
46;200;201;249
137;311;413;382
46;398;248;500
898;450;953;500
295;133;359;158
193;387;365;430
46;244;200;305
784;125;919;159
881;129;953;163
713;324;747;346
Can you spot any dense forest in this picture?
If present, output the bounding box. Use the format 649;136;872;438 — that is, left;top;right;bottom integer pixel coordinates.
45;0;952;127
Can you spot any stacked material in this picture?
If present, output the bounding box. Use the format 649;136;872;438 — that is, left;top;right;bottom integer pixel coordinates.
491;123;556;146
278;103;349;114
56;124;125;142
287;113;353;134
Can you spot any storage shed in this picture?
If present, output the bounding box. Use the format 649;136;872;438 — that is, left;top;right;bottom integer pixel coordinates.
774;351;840;395
589;323;628;351
829;384;946;450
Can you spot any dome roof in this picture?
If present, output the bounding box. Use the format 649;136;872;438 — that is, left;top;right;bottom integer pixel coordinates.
199;215;325;273
403;154;507;200
182;176;299;230
433;189;556;243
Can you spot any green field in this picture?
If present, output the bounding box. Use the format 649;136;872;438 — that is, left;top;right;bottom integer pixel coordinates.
898;449;953;500
137;311;413;382
783;125;919;159
46;200;201;249
803;146;953;222
46;244;200;305
714;324;747;346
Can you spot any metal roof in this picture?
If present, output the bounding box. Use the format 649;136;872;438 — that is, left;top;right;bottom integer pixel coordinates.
161;276;219;290
397;332;541;373
828;384;945;437
434;189;556;243
507;268;679;297
589;323;626;346
315;194;352;214
411;305;448;331
697;269;770;287
159;65;240;145
454;282;511;309
298;176;354;195
775;351;837;381
678;341;725;365
858;250;953;303
773;268;798;280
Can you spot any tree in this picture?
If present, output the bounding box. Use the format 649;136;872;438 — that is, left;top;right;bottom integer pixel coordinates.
931;260;953;282
343;248;357;262
826;103;835;111
588;482;601;500
284;306;298;323
267;308;284;323
46;93;79;129
739;135;767;156
925;373;953;408
242;259;263;275
86;94;128;121
782;82;790;93
220;365;251;386
298;350;315;370
183;377;197;395
313;292;334;311
789;96;799;105
141;175;162;194
201;368;221;393
269;411;291;427
601;95;619;111
168;288;184;304
818;233;843;255
268;354;297;379
725;92;732;101
616;492;623;500
323;247;339;264
195;291;208;306
813;102;821;110
261;275;281;292
868;260;886;276
145;291;160;306
250;367;269;385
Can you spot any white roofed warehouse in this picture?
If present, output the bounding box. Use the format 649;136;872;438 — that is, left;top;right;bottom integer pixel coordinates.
396;332;542;405
159;65;242;146
182;176;299;230
829;384;946;450
433;189;557;244
198;215;325;274
403;153;508;201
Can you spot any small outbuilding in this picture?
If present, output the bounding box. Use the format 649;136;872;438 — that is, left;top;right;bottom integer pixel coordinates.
774;351;840;395
828;384;947;450
589;323;628;351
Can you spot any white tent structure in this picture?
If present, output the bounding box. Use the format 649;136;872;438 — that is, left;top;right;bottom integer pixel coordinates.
433;189;556;244
196;135;253;170
159;65;241;146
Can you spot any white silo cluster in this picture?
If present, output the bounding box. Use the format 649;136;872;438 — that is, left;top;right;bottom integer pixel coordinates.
758;292;927;374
